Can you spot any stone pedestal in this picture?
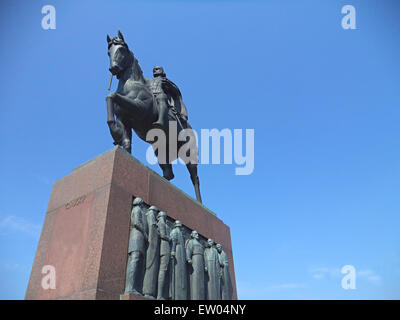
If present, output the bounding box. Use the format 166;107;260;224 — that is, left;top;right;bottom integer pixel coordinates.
25;147;237;300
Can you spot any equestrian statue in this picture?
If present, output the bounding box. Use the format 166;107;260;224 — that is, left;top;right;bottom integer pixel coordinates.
105;30;202;203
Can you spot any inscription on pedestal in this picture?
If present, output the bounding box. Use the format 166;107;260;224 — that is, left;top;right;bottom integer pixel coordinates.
65;195;86;209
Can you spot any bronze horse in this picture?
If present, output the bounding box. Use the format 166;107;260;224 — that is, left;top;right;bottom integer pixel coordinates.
105;31;202;203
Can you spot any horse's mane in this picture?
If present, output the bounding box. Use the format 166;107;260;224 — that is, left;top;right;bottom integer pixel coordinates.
130;50;144;82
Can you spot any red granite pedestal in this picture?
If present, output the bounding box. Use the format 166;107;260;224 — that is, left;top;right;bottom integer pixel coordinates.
25;147;237;300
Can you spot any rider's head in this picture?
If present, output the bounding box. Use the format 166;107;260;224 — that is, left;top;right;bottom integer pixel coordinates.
153;66;166;78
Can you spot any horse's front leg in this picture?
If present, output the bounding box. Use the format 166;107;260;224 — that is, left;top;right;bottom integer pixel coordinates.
113;92;152;120
106;92;117;125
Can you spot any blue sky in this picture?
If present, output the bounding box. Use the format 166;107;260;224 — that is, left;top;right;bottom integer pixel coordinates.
0;0;399;299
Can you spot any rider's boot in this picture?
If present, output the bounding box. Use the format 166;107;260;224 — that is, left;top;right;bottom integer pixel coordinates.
152;95;169;129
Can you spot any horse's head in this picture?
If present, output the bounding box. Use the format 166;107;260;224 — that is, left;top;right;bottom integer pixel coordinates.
107;30;132;79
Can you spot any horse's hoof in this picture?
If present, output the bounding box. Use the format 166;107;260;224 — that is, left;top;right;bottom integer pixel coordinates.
163;172;174;181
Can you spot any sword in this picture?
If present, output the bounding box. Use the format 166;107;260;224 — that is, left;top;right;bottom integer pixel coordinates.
170;106;185;131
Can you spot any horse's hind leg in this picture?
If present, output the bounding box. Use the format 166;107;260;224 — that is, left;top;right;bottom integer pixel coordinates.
120;121;132;153
108;118;132;153
153;146;175;180
106;93;132;153
159;163;174;181
186;163;202;203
